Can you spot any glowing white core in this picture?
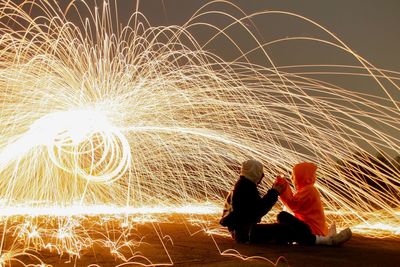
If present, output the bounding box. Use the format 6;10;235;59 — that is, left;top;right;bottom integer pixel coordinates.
0;109;131;183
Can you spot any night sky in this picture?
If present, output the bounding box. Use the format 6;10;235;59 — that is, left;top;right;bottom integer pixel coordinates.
127;0;400;71
85;0;400;102
48;0;400;71
115;0;400;156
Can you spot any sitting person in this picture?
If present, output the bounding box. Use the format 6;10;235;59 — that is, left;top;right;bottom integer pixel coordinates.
220;159;283;243
276;162;352;245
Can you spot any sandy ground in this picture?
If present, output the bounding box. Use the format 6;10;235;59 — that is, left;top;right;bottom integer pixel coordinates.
4;215;399;267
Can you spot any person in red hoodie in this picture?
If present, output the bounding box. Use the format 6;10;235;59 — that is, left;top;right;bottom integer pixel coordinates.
277;162;352;245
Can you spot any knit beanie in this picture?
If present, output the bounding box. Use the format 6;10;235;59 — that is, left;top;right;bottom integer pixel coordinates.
240;159;264;184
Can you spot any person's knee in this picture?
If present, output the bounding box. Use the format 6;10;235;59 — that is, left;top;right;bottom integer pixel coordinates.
277;211;291;223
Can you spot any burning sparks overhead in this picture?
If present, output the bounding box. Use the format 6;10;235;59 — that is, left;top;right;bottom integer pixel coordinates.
0;0;399;265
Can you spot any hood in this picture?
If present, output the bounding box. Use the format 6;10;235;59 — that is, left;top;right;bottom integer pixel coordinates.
240;159;264;184
292;162;317;190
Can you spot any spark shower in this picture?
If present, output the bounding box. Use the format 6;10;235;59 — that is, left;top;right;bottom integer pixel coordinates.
0;0;399;265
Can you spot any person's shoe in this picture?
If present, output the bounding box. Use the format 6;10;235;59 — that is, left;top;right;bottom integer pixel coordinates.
331;227;352;245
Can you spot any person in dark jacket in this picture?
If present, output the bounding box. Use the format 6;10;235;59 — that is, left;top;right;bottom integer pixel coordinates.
220;159;283;243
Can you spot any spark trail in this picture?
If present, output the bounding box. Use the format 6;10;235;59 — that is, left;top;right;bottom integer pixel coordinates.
0;0;399;265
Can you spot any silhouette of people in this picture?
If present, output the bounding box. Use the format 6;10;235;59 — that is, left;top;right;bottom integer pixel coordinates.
220;160;352;246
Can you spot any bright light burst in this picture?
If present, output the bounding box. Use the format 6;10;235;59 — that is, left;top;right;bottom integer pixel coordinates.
0;0;399;265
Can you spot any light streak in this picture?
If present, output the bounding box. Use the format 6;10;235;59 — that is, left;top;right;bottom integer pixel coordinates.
0;0;399;265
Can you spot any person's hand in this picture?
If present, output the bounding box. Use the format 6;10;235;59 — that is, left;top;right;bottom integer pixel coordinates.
272;184;285;194
273;175;287;194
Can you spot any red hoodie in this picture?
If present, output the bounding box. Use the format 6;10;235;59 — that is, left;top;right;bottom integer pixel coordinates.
279;162;328;236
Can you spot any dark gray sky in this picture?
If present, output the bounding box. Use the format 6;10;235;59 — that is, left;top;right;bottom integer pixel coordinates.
127;0;400;71
90;1;399;102
117;0;400;157
43;0;399;81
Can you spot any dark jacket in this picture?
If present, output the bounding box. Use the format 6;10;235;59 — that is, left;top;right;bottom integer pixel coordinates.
220;176;279;229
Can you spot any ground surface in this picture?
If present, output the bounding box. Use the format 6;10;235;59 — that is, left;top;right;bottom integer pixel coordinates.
6;215;399;267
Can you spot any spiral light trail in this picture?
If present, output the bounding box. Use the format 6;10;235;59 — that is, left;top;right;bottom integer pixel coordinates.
0;0;399;265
